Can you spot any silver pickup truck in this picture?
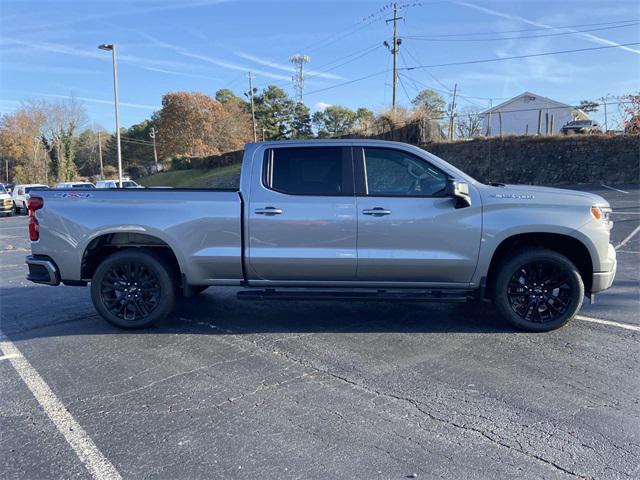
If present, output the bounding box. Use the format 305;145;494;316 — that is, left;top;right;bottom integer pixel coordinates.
25;140;616;332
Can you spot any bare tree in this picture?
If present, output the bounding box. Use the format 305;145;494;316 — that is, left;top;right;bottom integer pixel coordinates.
41;97;88;181
456;107;483;139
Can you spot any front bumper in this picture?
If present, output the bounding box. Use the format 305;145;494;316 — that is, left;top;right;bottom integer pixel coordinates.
25;255;60;286
591;243;617;293
1;202;12;213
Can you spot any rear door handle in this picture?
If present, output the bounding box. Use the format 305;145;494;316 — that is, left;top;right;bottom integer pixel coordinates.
362;207;391;216
255;206;283;215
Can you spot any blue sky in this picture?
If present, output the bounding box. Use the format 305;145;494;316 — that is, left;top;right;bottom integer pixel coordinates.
1;0;639;130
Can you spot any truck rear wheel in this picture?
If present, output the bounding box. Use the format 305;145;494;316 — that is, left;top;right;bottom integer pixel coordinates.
494;248;584;332
90;249;176;329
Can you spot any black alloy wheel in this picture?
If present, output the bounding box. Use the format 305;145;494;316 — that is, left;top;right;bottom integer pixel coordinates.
494;248;584;332
91;249;176;329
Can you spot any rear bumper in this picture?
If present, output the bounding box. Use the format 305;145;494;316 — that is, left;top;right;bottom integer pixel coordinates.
591;243;617;293
25;255;60;286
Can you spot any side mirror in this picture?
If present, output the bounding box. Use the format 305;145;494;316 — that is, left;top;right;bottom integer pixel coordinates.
446;179;472;209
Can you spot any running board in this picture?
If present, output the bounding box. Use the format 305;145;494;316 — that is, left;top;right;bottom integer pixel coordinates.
237;289;474;302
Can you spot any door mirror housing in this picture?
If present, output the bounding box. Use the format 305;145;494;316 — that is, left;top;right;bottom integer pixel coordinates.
446;179;472;208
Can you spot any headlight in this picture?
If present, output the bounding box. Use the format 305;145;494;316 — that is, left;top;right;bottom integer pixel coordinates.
591;206;612;225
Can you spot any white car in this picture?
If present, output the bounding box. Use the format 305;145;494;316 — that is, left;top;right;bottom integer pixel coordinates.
0;184;13;216
11;184;49;215
55;181;95;189
95;179;143;189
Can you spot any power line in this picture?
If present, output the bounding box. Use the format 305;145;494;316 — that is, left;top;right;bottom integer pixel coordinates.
400;42;640;70
306;69;391;96
409;18;640;38
404;22;640;42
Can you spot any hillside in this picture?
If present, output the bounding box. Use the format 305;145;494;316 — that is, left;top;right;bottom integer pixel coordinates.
137;164;241;189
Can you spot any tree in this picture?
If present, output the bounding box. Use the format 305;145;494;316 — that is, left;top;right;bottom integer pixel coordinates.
215;88;246;107
578;100;599;113
353;107;375;135
622;93;640;134
290;102;312;139
156;91;224;159
0;102;48;184
456;107;482;138
42;97;87;181
411;89;447;116
254;86;295;140
312;105;357;137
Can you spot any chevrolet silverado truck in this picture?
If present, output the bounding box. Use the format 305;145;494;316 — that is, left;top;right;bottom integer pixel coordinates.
25;140;616;331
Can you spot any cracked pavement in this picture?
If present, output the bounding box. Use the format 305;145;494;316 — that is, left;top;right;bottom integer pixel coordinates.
1;184;639;479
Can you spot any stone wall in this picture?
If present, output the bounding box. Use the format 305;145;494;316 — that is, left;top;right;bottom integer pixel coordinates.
424;135;640;185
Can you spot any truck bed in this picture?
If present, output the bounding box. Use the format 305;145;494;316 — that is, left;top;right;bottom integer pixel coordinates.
31;188;244;285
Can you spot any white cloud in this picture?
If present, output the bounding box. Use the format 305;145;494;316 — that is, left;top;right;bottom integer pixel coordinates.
177;50;292;81
455;1;640;55
40;93;159;110
235;52;344;80
314;102;332;111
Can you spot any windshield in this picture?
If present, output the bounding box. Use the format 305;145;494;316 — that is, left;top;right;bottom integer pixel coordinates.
25;186;48;193
0;185;6;194
72;183;95;188
123;181;138;188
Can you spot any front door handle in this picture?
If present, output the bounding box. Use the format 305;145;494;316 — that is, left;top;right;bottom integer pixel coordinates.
362;207;391;216
255;206;283;215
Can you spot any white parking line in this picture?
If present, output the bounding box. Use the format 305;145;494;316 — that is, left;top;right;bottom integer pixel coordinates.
0;331;122;480
600;183;629;194
576;315;640;332
616;225;640;250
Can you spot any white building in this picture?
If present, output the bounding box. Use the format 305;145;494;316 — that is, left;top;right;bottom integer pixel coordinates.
480;92;589;136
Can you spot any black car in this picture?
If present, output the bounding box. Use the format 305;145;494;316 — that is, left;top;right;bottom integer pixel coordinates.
561;119;601;135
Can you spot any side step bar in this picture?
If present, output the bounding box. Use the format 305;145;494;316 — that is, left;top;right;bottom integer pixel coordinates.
237;289;474;302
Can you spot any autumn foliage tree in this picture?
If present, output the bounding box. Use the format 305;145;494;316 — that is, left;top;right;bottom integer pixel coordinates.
156;91;251;161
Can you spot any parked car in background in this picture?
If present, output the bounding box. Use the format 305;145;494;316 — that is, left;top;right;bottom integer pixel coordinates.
561;119;601;135
12;184;49;214
0;184;13;216
1;182;15;194
55;181;95;189
95;179;143;189
25;140;616;333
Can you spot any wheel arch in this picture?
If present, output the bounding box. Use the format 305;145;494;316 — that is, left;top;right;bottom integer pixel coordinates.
485;232;593;299
81;232;183;283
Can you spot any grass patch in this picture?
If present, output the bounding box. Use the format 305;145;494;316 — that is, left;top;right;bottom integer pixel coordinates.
138;163;241;189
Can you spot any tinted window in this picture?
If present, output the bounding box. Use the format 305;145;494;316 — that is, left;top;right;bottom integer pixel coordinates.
25;186;47;193
363;148;447;197
265;147;352;196
122;181;137;188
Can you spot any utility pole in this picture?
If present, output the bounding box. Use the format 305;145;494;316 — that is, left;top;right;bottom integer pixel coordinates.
149;127;159;173
289;54;310;103
97;131;104;179
246;72;258;142
601;96;608;131
384;2;403;113
448;83;458;140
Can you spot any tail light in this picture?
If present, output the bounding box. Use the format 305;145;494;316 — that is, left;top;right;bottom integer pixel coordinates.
28;197;44;241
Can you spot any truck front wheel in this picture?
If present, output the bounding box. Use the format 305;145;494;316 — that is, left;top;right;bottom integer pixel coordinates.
494;248;584;332
90;249;176;329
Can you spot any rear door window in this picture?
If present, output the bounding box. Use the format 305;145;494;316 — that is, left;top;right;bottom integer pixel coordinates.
264;147;353;196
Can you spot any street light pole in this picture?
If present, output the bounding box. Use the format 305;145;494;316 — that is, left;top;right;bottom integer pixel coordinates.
99;43;123;187
149;127;159;173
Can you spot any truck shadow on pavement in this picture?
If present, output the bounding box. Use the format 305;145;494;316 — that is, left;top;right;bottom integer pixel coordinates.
0;285;518;340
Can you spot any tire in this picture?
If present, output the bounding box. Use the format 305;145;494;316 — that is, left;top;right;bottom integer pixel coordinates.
494;248;584;332
13;202;20;215
90;249;176;329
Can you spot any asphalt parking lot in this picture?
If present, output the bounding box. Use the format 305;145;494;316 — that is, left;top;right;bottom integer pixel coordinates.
1;184;638;480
